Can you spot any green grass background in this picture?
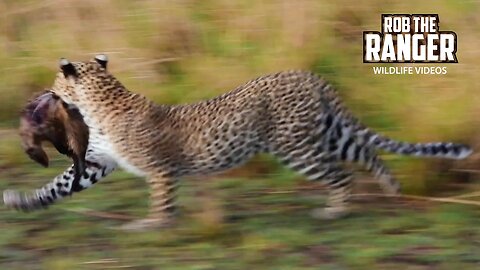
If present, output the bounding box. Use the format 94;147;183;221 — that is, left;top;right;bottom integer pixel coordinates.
0;0;479;269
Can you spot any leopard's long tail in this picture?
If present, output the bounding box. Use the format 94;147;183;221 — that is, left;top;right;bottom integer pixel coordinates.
317;79;472;160
362;130;472;159
349;126;471;195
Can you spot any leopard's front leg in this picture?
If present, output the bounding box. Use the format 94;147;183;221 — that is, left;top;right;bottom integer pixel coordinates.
3;152;116;211
120;173;178;231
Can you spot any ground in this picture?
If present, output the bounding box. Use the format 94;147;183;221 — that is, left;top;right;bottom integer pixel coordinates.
1;138;479;270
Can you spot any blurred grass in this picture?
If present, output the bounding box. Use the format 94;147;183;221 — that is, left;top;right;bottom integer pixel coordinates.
1;153;479;269
1;1;480;269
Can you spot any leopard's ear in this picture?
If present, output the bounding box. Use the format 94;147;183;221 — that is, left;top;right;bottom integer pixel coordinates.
59;58;77;78
94;54;108;69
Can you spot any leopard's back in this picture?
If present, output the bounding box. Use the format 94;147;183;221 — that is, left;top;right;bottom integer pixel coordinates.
129;71;331;177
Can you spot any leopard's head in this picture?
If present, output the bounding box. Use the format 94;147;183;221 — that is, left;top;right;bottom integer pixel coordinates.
50;54;109;105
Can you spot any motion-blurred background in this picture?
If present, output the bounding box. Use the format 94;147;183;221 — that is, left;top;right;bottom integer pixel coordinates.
0;1;479;269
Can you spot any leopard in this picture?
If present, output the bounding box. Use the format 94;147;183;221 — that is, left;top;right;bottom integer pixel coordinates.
3;54;472;231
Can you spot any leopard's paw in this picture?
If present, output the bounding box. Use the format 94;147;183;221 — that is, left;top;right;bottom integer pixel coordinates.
310;206;350;220
116;218;175;232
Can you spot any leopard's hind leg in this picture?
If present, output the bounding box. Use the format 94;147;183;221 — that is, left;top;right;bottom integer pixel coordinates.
273;144;354;220
309;162;353;220
328;122;401;195
339;140;401;195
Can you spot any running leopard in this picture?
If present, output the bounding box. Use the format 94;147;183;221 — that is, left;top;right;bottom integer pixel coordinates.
3;55;472;230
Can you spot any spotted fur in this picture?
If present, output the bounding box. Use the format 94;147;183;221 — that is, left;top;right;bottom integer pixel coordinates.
4;55;472;230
